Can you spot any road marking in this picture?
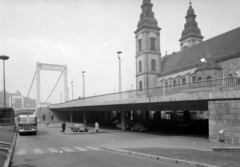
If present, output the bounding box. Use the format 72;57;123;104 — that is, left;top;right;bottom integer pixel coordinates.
86;146;101;151
16;150;26;155
74;147;87;151
33;149;43;154
48;148;59;153
61;147;74;152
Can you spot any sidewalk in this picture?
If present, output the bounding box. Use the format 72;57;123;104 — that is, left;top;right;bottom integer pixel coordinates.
100;131;237;167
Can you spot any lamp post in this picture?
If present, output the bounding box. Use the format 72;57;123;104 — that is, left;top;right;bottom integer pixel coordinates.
0;55;9;108
82;71;85;98
71;81;73;100
117;51;122;93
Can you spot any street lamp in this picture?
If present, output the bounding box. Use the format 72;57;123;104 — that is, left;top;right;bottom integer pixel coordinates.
0;55;9;108
117;51;122;93
71;81;74;100
82;71;85;98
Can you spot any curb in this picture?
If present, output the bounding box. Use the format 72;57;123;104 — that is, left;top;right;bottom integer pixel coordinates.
3;132;17;167
101;147;220;167
212;147;240;152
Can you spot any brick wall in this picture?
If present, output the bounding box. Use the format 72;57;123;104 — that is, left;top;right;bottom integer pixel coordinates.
209;100;240;145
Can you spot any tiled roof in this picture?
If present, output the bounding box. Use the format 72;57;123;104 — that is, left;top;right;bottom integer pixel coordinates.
160;27;240;77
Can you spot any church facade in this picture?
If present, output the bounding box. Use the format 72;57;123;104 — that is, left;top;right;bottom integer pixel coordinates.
135;0;240;144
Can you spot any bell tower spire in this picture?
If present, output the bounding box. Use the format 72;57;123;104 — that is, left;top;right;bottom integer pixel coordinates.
179;1;204;50
135;0;161;96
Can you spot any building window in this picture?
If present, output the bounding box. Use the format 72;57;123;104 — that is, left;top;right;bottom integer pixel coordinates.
138;39;142;52
206;76;212;86
165;82;168;86
197;77;202;81
42;115;46;121
192;76;196;82
51;115;54;121
206;76;212;80
182;77;186;84
151;59;156;71
139;81;142;91
150;38;156;50
139;61;142;73
173;80;176;86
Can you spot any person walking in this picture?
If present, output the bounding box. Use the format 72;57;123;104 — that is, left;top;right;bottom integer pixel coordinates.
95;122;99;132
62;122;66;133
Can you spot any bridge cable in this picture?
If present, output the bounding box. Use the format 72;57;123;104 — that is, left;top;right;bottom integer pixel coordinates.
44;72;63;103
23;71;36;108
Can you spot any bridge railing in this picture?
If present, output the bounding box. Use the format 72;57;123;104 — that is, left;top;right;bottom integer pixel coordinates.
50;76;240;108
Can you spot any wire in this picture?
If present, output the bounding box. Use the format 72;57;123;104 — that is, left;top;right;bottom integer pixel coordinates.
23;71;36;107
44;72;63;103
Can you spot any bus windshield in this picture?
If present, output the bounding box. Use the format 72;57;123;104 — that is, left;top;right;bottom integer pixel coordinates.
19;117;27;123
28;117;36;123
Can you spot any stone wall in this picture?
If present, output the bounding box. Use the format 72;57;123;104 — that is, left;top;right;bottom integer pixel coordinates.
209;100;240;145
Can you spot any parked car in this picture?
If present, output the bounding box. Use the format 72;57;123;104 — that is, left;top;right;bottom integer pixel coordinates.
116;120;135;130
70;124;89;132
130;123;150;132
116;123;130;129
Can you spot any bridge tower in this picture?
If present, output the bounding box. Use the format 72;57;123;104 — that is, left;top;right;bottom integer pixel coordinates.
36;62;69;106
135;0;161;96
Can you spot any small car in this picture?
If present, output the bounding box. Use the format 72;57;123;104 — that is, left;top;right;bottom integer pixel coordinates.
116;122;132;130
130;123;150;132
70;124;89;132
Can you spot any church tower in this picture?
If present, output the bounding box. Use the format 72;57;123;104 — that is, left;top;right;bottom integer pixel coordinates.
179;2;204;50
134;0;161;95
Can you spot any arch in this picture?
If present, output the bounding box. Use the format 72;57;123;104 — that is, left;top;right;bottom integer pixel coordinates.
197;77;202;81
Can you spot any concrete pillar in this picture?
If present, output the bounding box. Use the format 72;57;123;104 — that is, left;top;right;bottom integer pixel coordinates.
83;111;87;125
121;111;127;131
70;111;73;123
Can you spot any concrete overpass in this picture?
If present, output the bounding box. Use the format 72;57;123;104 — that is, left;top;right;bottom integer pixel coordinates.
35;78;240;145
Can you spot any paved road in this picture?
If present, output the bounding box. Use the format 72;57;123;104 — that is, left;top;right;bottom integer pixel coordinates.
10;123;182;167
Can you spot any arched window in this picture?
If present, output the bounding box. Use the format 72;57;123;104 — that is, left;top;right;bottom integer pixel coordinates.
206;76;212;87
173;80;176;86
182;77;186;84
192;76;196;82
197;77;202;81
206;76;212;80
150;37;156;50
138;39;142;52
139;81;142;91
139;61;142;73
151;59;156;71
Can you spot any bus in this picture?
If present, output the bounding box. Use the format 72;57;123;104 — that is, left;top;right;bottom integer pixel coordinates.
18;115;38;135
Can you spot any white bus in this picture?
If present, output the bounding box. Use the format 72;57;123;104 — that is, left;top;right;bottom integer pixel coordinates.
18;115;38;135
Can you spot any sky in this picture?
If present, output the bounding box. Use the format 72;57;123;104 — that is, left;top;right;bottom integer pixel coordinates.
0;0;239;103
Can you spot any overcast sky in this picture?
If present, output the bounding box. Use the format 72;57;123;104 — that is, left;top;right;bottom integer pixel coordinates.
0;0;239;103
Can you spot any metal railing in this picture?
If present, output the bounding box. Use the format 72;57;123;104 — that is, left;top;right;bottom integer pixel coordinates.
50;77;240;108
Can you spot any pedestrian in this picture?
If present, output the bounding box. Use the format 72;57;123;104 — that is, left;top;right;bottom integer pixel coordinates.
95;122;99;132
62;122;66;133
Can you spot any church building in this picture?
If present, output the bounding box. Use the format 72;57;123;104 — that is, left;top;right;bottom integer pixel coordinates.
135;0;240;96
